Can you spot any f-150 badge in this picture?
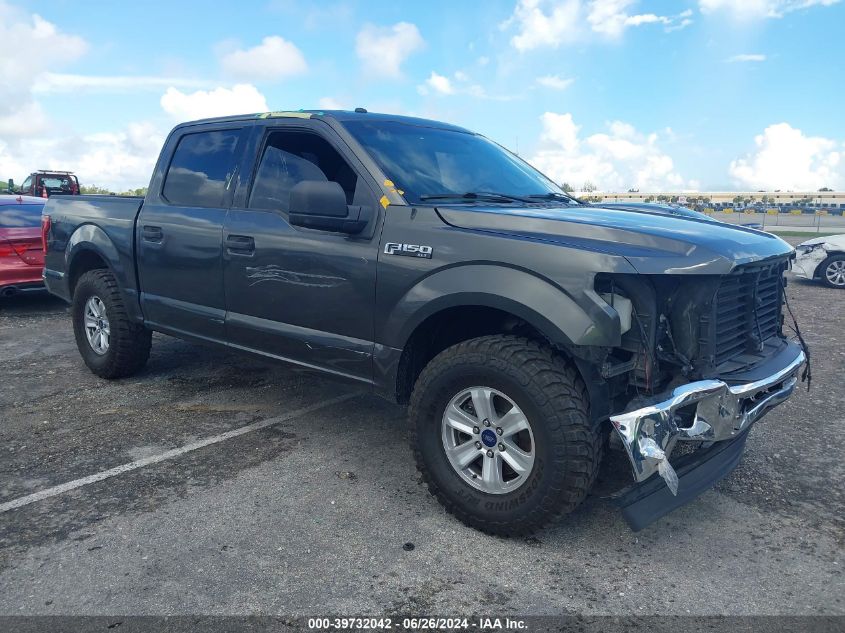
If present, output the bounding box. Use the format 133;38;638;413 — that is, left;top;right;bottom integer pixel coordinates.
383;242;433;259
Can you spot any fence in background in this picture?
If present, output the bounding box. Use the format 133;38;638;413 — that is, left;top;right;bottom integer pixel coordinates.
702;209;845;233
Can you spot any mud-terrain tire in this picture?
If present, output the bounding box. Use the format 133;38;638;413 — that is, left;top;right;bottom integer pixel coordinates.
72;269;152;378
409;335;601;536
819;254;845;289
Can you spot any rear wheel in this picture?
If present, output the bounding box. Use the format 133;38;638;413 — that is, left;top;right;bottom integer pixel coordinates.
409;335;601;536
72;269;151;378
820;254;845;288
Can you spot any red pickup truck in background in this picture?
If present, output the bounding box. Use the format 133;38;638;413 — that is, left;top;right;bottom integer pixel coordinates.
15;171;80;198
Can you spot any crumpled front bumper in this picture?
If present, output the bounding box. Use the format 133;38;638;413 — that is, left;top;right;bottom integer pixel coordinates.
792;252;824;280
610;345;806;493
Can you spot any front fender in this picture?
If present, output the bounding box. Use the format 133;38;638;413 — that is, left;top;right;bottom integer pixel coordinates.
381;264;621;351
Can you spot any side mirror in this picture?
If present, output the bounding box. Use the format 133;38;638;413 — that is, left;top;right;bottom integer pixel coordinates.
6;179;13;193
289;180;372;234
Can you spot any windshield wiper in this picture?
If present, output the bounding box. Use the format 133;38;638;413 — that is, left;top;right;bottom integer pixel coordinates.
419;191;534;203
526;192;583;205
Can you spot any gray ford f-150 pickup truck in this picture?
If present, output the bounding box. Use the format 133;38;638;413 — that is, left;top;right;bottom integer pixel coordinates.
43;110;807;534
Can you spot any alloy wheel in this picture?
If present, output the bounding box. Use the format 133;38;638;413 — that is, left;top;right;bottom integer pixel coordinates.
441;386;535;494
83;295;110;355
825;259;845;287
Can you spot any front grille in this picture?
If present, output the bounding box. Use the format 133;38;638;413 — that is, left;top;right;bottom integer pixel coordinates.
700;259;786;367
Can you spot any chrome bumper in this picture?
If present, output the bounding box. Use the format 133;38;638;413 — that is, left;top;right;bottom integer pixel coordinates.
610;349;806;493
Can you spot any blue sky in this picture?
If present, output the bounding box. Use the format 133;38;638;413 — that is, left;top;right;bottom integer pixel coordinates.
1;0;843;191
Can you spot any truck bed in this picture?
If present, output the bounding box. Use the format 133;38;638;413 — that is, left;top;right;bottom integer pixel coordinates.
42;194;145;309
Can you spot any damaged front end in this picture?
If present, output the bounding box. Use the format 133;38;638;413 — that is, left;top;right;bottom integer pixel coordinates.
610;344;804;492
792;242;829;280
594;256;808;530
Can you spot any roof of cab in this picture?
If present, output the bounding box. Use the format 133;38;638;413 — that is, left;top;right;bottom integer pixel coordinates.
175;110;473;134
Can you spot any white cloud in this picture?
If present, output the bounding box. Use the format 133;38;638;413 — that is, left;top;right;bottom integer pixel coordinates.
0;101;49;139
417;71;520;101
160;84;269;121
317;97;348;110
666;17;694;32
588;0;671;38
502;0;691;50
729;123;843;190
419;72;454;95
355;22;425;78
536;74;575;90
69;123;165;191
220;36;307;81
0;4;88;81
2;81;268;191
0;2;88;139
0;3;156;191
33;73;213;94
699;0;841;19
503;0;581;50
0;122;165;191
528;112;690;191
726;53;766;62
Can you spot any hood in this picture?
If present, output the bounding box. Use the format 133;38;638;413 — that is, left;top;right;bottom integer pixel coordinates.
592;202;716;222
798;234;845;249
436;204;793;275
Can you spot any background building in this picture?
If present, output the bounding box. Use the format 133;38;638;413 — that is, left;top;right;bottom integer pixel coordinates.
583;191;844;213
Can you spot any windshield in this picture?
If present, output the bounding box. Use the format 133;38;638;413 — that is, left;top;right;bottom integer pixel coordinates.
344;121;565;204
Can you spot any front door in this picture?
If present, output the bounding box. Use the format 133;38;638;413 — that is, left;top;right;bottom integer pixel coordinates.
137;126;246;342
223;123;381;383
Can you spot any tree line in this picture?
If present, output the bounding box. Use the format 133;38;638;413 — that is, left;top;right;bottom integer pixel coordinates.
79;185;149;197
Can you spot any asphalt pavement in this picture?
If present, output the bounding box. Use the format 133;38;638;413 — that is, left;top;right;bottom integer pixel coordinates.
0;257;842;617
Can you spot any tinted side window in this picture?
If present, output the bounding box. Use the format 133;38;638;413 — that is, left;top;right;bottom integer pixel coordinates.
163;129;243;207
249;131;360;212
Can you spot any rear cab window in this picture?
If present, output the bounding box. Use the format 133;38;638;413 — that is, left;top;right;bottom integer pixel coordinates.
162;129;244;207
37;174;78;194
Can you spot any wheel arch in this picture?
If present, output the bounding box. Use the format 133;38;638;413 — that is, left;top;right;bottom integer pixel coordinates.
67;248;110;295
381;264;617;352
381;266;616;420
66;224;143;322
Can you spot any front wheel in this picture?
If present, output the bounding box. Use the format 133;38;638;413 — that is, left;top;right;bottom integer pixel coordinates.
409;335;601;536
820;254;845;288
72;269;152;378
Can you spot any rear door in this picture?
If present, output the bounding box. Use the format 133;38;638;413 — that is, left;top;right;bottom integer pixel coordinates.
137;124;248;342
222;119;382;382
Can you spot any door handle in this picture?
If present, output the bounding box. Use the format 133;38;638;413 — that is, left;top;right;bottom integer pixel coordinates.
142;225;163;242
225;234;255;254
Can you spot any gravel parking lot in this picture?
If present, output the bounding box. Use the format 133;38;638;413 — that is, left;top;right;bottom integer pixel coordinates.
1;246;843;617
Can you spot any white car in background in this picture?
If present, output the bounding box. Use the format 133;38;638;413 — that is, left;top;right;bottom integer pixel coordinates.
792;234;845;288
